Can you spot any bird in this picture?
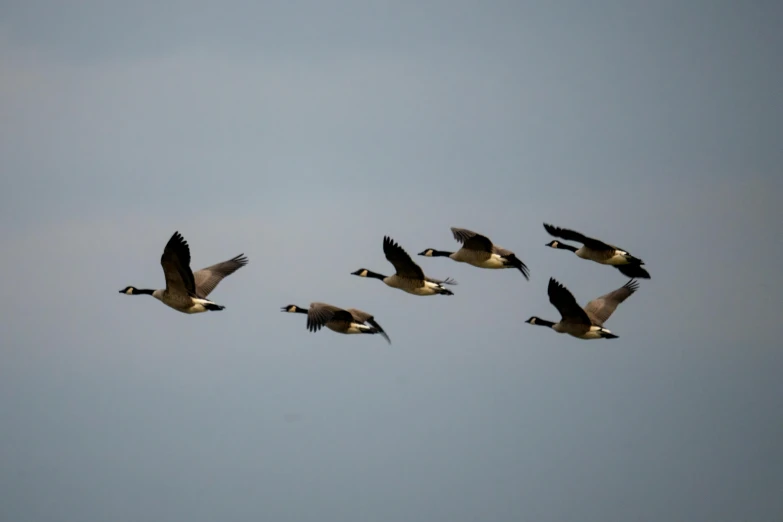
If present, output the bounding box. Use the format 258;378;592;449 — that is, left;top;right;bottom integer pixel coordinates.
418;226;530;279
352;236;457;296
525;277;640;339
543;223;650;279
119;231;248;314
281;302;391;344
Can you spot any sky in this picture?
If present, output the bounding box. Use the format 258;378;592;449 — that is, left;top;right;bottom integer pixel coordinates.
1;1;782;521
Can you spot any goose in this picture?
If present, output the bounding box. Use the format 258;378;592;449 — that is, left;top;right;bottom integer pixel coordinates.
418;227;530;279
543;223;650;279
526;278;639;339
281;302;391;344
119;231;248;314
351;236;457;296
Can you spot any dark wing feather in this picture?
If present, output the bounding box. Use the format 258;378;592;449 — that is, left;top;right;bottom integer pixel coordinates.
348;308;391;344
501;252;530;280
193;254;249;298
425;276;458;285
543;223;614;251
346;308;373;323
451;227;493;253
584;279;639;326
368;318;391;344
306;303;352;332
615;264;651;279
160;231;197;295
547;278;592;325
383;236;425;280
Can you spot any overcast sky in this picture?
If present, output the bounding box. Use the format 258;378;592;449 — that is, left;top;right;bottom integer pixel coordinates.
1;1;782;521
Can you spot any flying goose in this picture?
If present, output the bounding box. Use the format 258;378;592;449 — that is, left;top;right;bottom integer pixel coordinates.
418;227;530;279
526;278;639;339
119;231;248;314
351;236;457;296
543;223;650;279
281;302;391;344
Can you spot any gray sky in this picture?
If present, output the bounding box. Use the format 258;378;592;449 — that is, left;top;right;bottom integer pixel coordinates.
1;1;782;521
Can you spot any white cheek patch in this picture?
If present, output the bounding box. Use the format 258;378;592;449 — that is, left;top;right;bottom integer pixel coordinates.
125;288;134;295
360;270;368;277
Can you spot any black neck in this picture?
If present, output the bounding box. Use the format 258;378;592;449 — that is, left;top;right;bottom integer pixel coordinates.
532;318;556;328
365;270;387;280
292;307;307;314
559;243;578;253
135;288;155;295
430;250;454;257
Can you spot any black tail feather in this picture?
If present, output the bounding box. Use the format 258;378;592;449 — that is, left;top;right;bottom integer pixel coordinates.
616;264;650;279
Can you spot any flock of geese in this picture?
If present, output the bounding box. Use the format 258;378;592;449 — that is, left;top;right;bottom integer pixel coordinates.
120;224;650;343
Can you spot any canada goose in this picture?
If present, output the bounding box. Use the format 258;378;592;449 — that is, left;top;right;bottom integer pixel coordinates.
119;231;248;314
281;302;391;344
418;227;530;279
543;223;650;279
351;236;457;296
526;278;639;339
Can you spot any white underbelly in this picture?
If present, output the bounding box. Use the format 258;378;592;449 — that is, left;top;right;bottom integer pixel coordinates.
161;294;211;314
470;254;506;269
386;276;440;296
576;247;628;265
404;285;440;296
570;325;612;339
326;323;367;334
603;253;630;265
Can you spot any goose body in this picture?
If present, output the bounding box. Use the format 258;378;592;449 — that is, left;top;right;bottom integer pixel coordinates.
282;302;391;343
352;236;457;296
543;223;650;279
418;227;529;279
120;231;248;314
526;278;639;340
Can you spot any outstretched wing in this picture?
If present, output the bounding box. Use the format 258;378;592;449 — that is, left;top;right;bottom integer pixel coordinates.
547;278;591;325
451;227;494;253
383;236;425;280
193;254;249;298
615;264;650;279
584;279;639;326
543;223;614;252
348;308;391;344
160;231;197;296
425;276;458;285
306;302;352;332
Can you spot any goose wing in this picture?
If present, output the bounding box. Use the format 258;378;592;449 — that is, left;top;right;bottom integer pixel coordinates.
584;279;639;326
348;308;391;344
193;254;249;298
160;231;197;296
424;275;457;285
451;227;494;253
383;236;425;280
543;223;615;252
616;264;651;279
491;245;514;257
547;278;591;325
306;302;352;332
